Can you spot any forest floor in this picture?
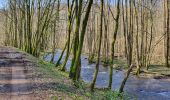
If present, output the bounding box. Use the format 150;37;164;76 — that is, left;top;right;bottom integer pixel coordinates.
1;46;169;100
130;65;170;80
0;46;126;100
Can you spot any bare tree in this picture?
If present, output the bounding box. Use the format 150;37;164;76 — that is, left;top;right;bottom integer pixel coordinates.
90;0;103;91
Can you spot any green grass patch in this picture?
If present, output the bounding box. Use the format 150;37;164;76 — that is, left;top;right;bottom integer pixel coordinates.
11;47;130;99
148;65;170;75
35;60;130;100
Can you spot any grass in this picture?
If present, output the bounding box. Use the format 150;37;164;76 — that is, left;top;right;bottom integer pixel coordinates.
88;55;128;69
9;47;129;99
34;59;129;100
148;65;170;75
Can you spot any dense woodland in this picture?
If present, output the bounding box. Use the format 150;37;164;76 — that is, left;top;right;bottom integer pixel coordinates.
0;0;169;92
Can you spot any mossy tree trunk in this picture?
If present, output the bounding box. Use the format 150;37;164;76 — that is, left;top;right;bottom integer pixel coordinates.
134;0;140;75
61;0;75;71
119;64;135;93
51;0;60;63
69;0;83;78
55;42;68;67
5;0;57;57
71;0;93;81
108;0;120;89
90;0;103;91
164;0;170;68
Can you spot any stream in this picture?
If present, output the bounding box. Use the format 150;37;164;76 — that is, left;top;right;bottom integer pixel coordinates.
45;50;170;100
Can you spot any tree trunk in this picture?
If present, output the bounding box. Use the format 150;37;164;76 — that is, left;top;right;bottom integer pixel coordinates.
72;0;93;81
61;0;75;71
69;0;83;79
108;0;120;89
119;64;135;93
90;0;103;91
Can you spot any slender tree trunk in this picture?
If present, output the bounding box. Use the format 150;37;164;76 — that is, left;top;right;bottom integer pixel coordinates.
134;0;140;75
165;0;170;68
72;0;93;81
61;0;75;71
108;0;120;89
70;0;83;78
51;0;60;63
119;64;135;93
90;0;103;91
122;0;127;58
55;42;67;67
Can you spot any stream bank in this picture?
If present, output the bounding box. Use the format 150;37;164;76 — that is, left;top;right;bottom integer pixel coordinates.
45;50;170;100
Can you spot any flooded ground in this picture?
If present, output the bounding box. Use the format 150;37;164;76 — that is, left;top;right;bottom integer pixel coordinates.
45;50;170;100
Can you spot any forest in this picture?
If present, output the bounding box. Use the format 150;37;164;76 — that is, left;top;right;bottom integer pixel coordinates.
0;0;169;100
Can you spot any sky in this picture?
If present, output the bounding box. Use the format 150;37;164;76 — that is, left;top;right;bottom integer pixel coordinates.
0;0;7;8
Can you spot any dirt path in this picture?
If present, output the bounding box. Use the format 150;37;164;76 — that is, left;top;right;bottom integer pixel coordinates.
0;46;36;100
0;47;85;100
